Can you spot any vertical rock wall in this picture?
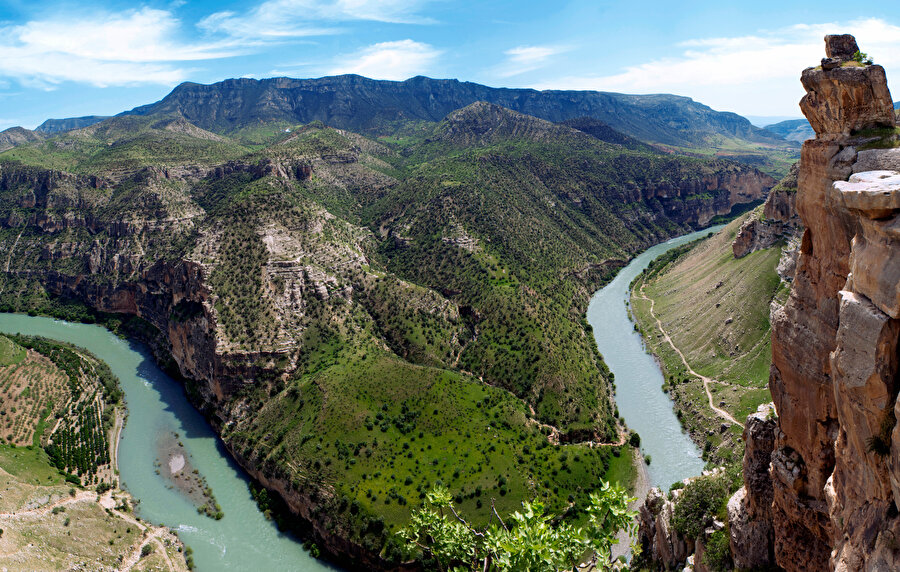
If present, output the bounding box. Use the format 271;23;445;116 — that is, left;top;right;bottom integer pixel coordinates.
736;34;900;571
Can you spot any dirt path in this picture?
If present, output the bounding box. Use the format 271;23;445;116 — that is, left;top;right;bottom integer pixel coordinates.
637;285;744;428
0;490;96;519
119;527;168;572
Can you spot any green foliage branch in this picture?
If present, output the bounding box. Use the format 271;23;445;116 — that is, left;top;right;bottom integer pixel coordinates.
852;51;874;65
400;481;636;571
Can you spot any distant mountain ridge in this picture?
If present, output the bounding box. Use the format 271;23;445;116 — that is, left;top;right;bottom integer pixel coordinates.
124;74;790;150
764;118;816;143
0;126;43;152
35;115;109;134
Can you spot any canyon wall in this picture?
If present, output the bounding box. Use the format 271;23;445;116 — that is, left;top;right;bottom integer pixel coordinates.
732;162;802;261
733;34;900;571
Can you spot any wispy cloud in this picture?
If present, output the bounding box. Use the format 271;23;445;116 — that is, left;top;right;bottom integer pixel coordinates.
534;18;900;115
497;44;569;78
0;8;239;88
199;0;435;41
329;39;441;80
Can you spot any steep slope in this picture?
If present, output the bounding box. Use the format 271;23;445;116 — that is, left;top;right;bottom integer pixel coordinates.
630;213;784;464
0;126;43;153
0;102;774;566
558;116;654;150
125;74;792;152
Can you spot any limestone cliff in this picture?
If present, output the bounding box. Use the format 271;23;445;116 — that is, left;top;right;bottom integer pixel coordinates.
638;34;900;572
732;162;802;262
732;34;900;571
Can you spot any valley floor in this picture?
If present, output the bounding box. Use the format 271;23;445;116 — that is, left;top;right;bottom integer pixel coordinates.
0;334;190;571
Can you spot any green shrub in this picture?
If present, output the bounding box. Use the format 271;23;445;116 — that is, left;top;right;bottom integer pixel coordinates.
703;528;732;571
672;474;729;538
852;51;874;65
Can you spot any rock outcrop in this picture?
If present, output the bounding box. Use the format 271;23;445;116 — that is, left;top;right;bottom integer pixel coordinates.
647;34;900;572
728;411;777;568
732;162;802;259
735;34;900;571
638;488;691;569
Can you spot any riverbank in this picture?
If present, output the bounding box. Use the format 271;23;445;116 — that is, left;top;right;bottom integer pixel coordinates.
0;312;335;571
0;335;189;571
611;448;651;561
587;228;718;492
627;215;779;464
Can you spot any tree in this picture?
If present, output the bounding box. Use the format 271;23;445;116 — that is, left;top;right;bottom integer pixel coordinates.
400;481;636;571
852;51;874;65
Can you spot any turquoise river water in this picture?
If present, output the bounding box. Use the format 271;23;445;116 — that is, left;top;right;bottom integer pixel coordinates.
587;226;723;489
0;226;718;568
0;313;334;571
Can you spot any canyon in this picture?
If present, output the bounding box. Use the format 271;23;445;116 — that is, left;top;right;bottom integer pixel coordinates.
0;85;776;565
639;34;900;571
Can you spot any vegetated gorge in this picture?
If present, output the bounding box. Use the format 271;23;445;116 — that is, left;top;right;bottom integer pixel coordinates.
0;72;789;568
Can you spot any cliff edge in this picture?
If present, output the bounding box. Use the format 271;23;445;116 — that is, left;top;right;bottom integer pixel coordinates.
732;34;900;571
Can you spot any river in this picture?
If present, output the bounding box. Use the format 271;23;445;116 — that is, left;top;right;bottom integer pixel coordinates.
0;313;334;571
587;226;723;490
0;227;717;567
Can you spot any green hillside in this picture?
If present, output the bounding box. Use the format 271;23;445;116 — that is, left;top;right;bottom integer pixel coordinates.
630;212;784;463
0;103;772;560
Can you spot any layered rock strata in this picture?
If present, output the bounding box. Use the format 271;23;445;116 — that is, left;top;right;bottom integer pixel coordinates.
732;162;803;260
742;35;900;571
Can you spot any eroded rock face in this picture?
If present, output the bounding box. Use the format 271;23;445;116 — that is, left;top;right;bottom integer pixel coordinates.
637;488;690;570
741;34;900;571
728;487;773;570
800;63;895;138
731;162;802;261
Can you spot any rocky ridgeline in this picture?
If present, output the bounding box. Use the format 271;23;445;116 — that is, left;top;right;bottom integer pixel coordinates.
640;34;900;571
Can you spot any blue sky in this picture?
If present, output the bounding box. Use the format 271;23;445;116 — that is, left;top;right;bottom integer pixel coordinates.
1;0;899;130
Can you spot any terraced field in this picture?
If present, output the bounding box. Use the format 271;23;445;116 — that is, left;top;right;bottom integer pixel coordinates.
0;342;68;446
0;334;122;486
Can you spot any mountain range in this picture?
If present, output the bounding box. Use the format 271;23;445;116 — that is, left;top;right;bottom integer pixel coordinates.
1;74;801;177
0;75;778;566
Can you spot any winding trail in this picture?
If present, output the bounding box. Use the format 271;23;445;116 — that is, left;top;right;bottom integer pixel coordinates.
0;490;95;519
119;527;173;572
636;284;743;428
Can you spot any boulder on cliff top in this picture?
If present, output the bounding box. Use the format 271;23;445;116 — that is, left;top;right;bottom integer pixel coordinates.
800;35;895;137
833;170;900;218
825;34;860;61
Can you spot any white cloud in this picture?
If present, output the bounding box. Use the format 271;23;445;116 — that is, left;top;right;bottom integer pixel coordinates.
534;18;900;116
199;0;434;41
329;40;441;80
0;8;240;87
497;45;569;78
